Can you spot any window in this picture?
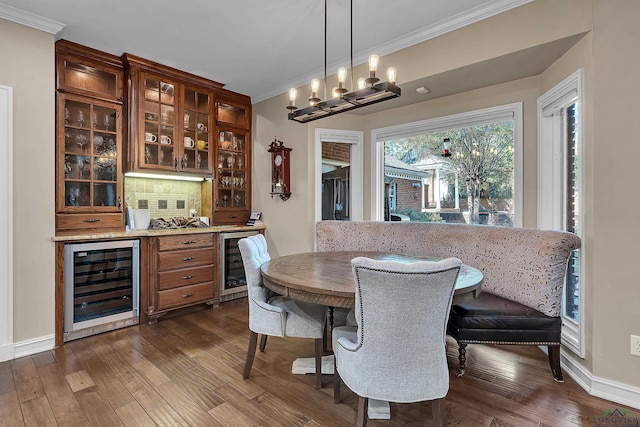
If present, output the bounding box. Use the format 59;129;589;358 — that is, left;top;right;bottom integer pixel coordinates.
389;182;397;210
537;69;584;357
314;129;363;224
372;103;523;226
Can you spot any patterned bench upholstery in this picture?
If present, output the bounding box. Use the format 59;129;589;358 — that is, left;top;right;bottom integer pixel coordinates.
316;220;581;381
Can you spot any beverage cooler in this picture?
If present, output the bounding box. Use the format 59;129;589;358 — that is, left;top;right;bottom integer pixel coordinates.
220;231;259;302
64;240;140;341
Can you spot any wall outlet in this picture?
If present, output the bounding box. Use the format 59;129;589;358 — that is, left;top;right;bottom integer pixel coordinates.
631;335;640;357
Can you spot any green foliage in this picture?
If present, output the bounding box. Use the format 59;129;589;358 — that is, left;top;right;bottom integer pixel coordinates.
385;121;515;223
391;208;445;223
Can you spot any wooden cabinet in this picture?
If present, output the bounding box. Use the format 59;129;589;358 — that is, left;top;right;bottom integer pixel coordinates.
201;95;252;225
55;41;125;232
123;54;223;177
146;233;219;323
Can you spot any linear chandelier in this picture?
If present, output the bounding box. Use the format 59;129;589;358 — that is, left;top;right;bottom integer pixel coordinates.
287;0;401;124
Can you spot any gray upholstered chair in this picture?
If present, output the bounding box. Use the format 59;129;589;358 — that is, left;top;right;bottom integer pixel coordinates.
333;256;462;427
238;234;327;388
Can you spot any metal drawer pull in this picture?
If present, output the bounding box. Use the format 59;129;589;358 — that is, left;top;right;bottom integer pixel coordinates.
83;219;101;223
182;240;196;245
181;275;194;280
182;257;194;261
181;293;194;298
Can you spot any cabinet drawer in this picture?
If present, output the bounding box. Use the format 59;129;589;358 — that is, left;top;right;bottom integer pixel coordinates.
157;282;214;310
158;265;214;290
56;213;123;231
214;211;249;225
157;233;213;251
158;247;214;271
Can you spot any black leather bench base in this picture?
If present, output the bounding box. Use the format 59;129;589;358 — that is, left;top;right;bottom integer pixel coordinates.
447;292;561;344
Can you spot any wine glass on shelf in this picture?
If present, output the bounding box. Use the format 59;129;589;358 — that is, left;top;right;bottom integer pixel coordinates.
64;108;70;125
104;114;111;131
221;194;229;207
93;112;98;129
234;194;241;207
76;134;87;153
77;110;85;127
77;157;85;179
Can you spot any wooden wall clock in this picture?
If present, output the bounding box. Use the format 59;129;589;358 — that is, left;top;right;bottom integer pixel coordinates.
268;137;292;201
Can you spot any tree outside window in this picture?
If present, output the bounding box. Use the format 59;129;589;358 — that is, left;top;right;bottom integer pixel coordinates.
385;121;515;225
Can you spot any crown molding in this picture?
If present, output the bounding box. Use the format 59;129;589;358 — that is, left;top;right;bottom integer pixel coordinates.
252;0;533;104
0;3;65;35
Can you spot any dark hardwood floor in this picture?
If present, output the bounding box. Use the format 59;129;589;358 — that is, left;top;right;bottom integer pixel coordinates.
2;298;638;426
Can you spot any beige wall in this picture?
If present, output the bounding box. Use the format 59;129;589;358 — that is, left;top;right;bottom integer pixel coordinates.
252;0;640;393
0;19;56;342
590;0;640;387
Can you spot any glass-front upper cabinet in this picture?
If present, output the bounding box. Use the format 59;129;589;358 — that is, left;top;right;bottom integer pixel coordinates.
140;76;176;171
215;127;249;213
58;94;122;213
181;86;213;174
55;40;124;232
123;53;218;177
56;42;123;103
217;99;249;129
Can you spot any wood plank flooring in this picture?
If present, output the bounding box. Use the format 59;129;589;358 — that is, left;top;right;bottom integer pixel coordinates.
2;298;639;426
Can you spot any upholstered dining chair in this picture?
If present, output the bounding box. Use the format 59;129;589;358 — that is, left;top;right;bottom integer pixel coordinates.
237;234;327;388
333;256;462;427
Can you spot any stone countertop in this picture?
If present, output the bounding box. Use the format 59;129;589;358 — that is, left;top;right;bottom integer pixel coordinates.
52;225;265;242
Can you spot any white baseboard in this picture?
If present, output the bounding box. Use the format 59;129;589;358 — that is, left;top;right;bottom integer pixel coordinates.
561;349;640;411
13;334;55;359
0;343;14;362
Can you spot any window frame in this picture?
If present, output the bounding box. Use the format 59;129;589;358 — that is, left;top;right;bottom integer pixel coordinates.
371;103;523;226
315;128;363;224
537;68;585;357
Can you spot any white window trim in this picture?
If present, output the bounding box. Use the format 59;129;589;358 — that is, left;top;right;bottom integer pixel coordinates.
0;85;14;362
537;68;585;358
315;128;363;225
371;102;523;226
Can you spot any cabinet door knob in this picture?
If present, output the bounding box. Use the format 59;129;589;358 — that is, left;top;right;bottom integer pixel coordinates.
182;257;194;261
181;241;196;245
181;275;194;280
83;219;101;223
181;293;195;298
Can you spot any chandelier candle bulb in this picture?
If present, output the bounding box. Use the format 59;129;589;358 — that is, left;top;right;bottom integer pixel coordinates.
366;54;380;84
336;67;348;94
386;67;396;84
287;88;297;110
309;78;321;105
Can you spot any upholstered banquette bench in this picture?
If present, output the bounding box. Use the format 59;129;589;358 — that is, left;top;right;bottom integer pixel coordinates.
316;220;581;381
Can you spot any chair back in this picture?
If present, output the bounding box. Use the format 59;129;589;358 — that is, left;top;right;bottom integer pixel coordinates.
238;235;273;327
341;256;461;402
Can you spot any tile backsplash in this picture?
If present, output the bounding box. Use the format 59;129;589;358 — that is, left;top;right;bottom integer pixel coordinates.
124;177;202;219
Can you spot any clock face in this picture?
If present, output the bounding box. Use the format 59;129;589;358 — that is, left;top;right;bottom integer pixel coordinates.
274;154;283;166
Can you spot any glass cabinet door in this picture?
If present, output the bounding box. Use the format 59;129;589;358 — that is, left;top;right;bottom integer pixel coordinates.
181;87;212;173
57;54;122;102
217;100;248;129
217;129;247;210
141;76;175;170
60;95;120;211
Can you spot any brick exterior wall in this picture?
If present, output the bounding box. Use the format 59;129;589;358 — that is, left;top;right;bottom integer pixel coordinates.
393;179;422;211
322;142;350;163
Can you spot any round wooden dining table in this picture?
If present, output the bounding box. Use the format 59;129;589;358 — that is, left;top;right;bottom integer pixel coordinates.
260;251;483;308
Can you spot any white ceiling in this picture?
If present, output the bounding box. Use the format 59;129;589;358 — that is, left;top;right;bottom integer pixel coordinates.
0;0;538;104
